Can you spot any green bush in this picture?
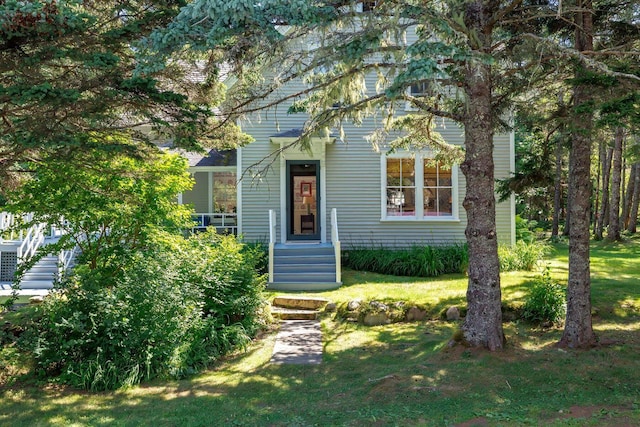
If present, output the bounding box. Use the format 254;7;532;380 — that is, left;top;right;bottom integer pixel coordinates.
24;231;268;390
343;243;468;277
499;240;549;272
522;268;566;325
515;215;535;243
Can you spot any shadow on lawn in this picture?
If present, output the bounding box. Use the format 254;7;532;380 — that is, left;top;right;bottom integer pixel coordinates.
2;314;640;426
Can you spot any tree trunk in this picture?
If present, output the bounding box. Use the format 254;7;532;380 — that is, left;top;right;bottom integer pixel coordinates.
563;200;570;236
552;136;564;238
595;144;612;240
460;1;504;351
559;0;597;349
621;162;636;230
628;163;640;233
607;127;624;241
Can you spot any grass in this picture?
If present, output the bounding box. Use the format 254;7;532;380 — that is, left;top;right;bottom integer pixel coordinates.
2;238;640;426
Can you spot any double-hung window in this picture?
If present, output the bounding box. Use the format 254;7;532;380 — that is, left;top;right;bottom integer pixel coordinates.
382;153;458;221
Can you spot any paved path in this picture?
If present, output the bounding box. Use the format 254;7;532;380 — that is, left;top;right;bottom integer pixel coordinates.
271;320;322;365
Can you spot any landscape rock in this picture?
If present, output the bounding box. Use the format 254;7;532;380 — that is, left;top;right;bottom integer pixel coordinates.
29;296;44;305
405;306;427;322
363;312;390;326
324;302;337;312
369;300;388;311
347;299;363;311
446;306;460;321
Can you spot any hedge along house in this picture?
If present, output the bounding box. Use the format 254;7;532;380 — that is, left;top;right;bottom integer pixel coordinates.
176;17;516;292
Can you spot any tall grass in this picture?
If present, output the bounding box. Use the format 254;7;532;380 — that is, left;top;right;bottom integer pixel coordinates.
499;240;549;272
343;243;468;277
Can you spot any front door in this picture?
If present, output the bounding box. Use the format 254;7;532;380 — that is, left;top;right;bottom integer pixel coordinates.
287;161;320;241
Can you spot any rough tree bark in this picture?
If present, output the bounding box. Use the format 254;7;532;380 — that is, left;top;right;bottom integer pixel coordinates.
552;136;564;238
607;127;624;241
559;0;597;349
628;163;640;233
460;0;504;351
595;143;612;239
621;161;636;230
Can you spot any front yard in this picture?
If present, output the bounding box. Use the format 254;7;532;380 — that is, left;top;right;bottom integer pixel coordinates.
1;239;640;426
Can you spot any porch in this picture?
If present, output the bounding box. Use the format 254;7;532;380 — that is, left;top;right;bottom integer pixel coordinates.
1;212;76;294
191;212;238;235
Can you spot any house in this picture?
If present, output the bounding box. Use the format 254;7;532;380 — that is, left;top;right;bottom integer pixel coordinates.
179;13;516;292
2;7;515;294
181;113;514;293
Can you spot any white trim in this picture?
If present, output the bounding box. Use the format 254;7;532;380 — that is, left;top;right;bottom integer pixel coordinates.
277;139;327;243
381;151;460;221
188;166;236;173
207;172;214;214
509;129;516;246
279;155;286;244
237;147;243;236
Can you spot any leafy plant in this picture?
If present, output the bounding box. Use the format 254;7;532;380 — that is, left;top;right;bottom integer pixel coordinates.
343;243;468;277
499;240;549;272
23;231;268;391
522;268;566;325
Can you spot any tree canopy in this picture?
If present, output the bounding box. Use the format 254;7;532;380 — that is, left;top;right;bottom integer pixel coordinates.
143;0;639;349
0;0;248;195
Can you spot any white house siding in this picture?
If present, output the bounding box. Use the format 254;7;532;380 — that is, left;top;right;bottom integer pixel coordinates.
239;115;513;246
237;26;514;247
238;124;284;243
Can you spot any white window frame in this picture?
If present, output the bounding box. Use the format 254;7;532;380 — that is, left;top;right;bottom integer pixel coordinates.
380;152;460;222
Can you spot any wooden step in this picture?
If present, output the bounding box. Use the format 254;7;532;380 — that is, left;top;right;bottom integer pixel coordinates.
271;307;319;320
273;295;329;310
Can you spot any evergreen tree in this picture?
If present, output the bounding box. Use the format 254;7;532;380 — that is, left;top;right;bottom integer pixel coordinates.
0;0;244;194
146;0;639;350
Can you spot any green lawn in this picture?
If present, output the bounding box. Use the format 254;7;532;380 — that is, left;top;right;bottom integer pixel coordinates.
1;239;640;426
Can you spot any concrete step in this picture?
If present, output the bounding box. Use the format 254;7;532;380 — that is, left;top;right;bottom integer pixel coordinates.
21;272;56;281
273;272;337;283
274;254;336;265
273;246;334;256
19;280;54;290
274;263;336;273
273;295;329;310
267;281;342;291
27;265;58;273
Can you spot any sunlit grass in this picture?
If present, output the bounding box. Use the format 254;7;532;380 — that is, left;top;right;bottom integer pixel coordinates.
2;239;640;426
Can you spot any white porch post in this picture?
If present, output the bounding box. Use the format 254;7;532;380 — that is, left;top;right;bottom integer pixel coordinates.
208;171;214;214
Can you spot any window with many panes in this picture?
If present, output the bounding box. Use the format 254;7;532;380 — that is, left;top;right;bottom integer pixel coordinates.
423;161;453;216
383;154;458;220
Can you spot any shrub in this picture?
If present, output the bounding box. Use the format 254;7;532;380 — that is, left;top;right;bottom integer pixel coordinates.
499;240;549;272
515;215;535;243
522;268;566;325
24;231;268;390
343;243;468;277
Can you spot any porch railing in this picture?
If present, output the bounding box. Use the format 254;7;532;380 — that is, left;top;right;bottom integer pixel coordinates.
268;209;276;283
58;246;78;280
17;222;46;262
192;213;238;235
331;208;341;283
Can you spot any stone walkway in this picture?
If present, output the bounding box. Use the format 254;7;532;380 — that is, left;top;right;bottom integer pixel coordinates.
270;320;322;365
